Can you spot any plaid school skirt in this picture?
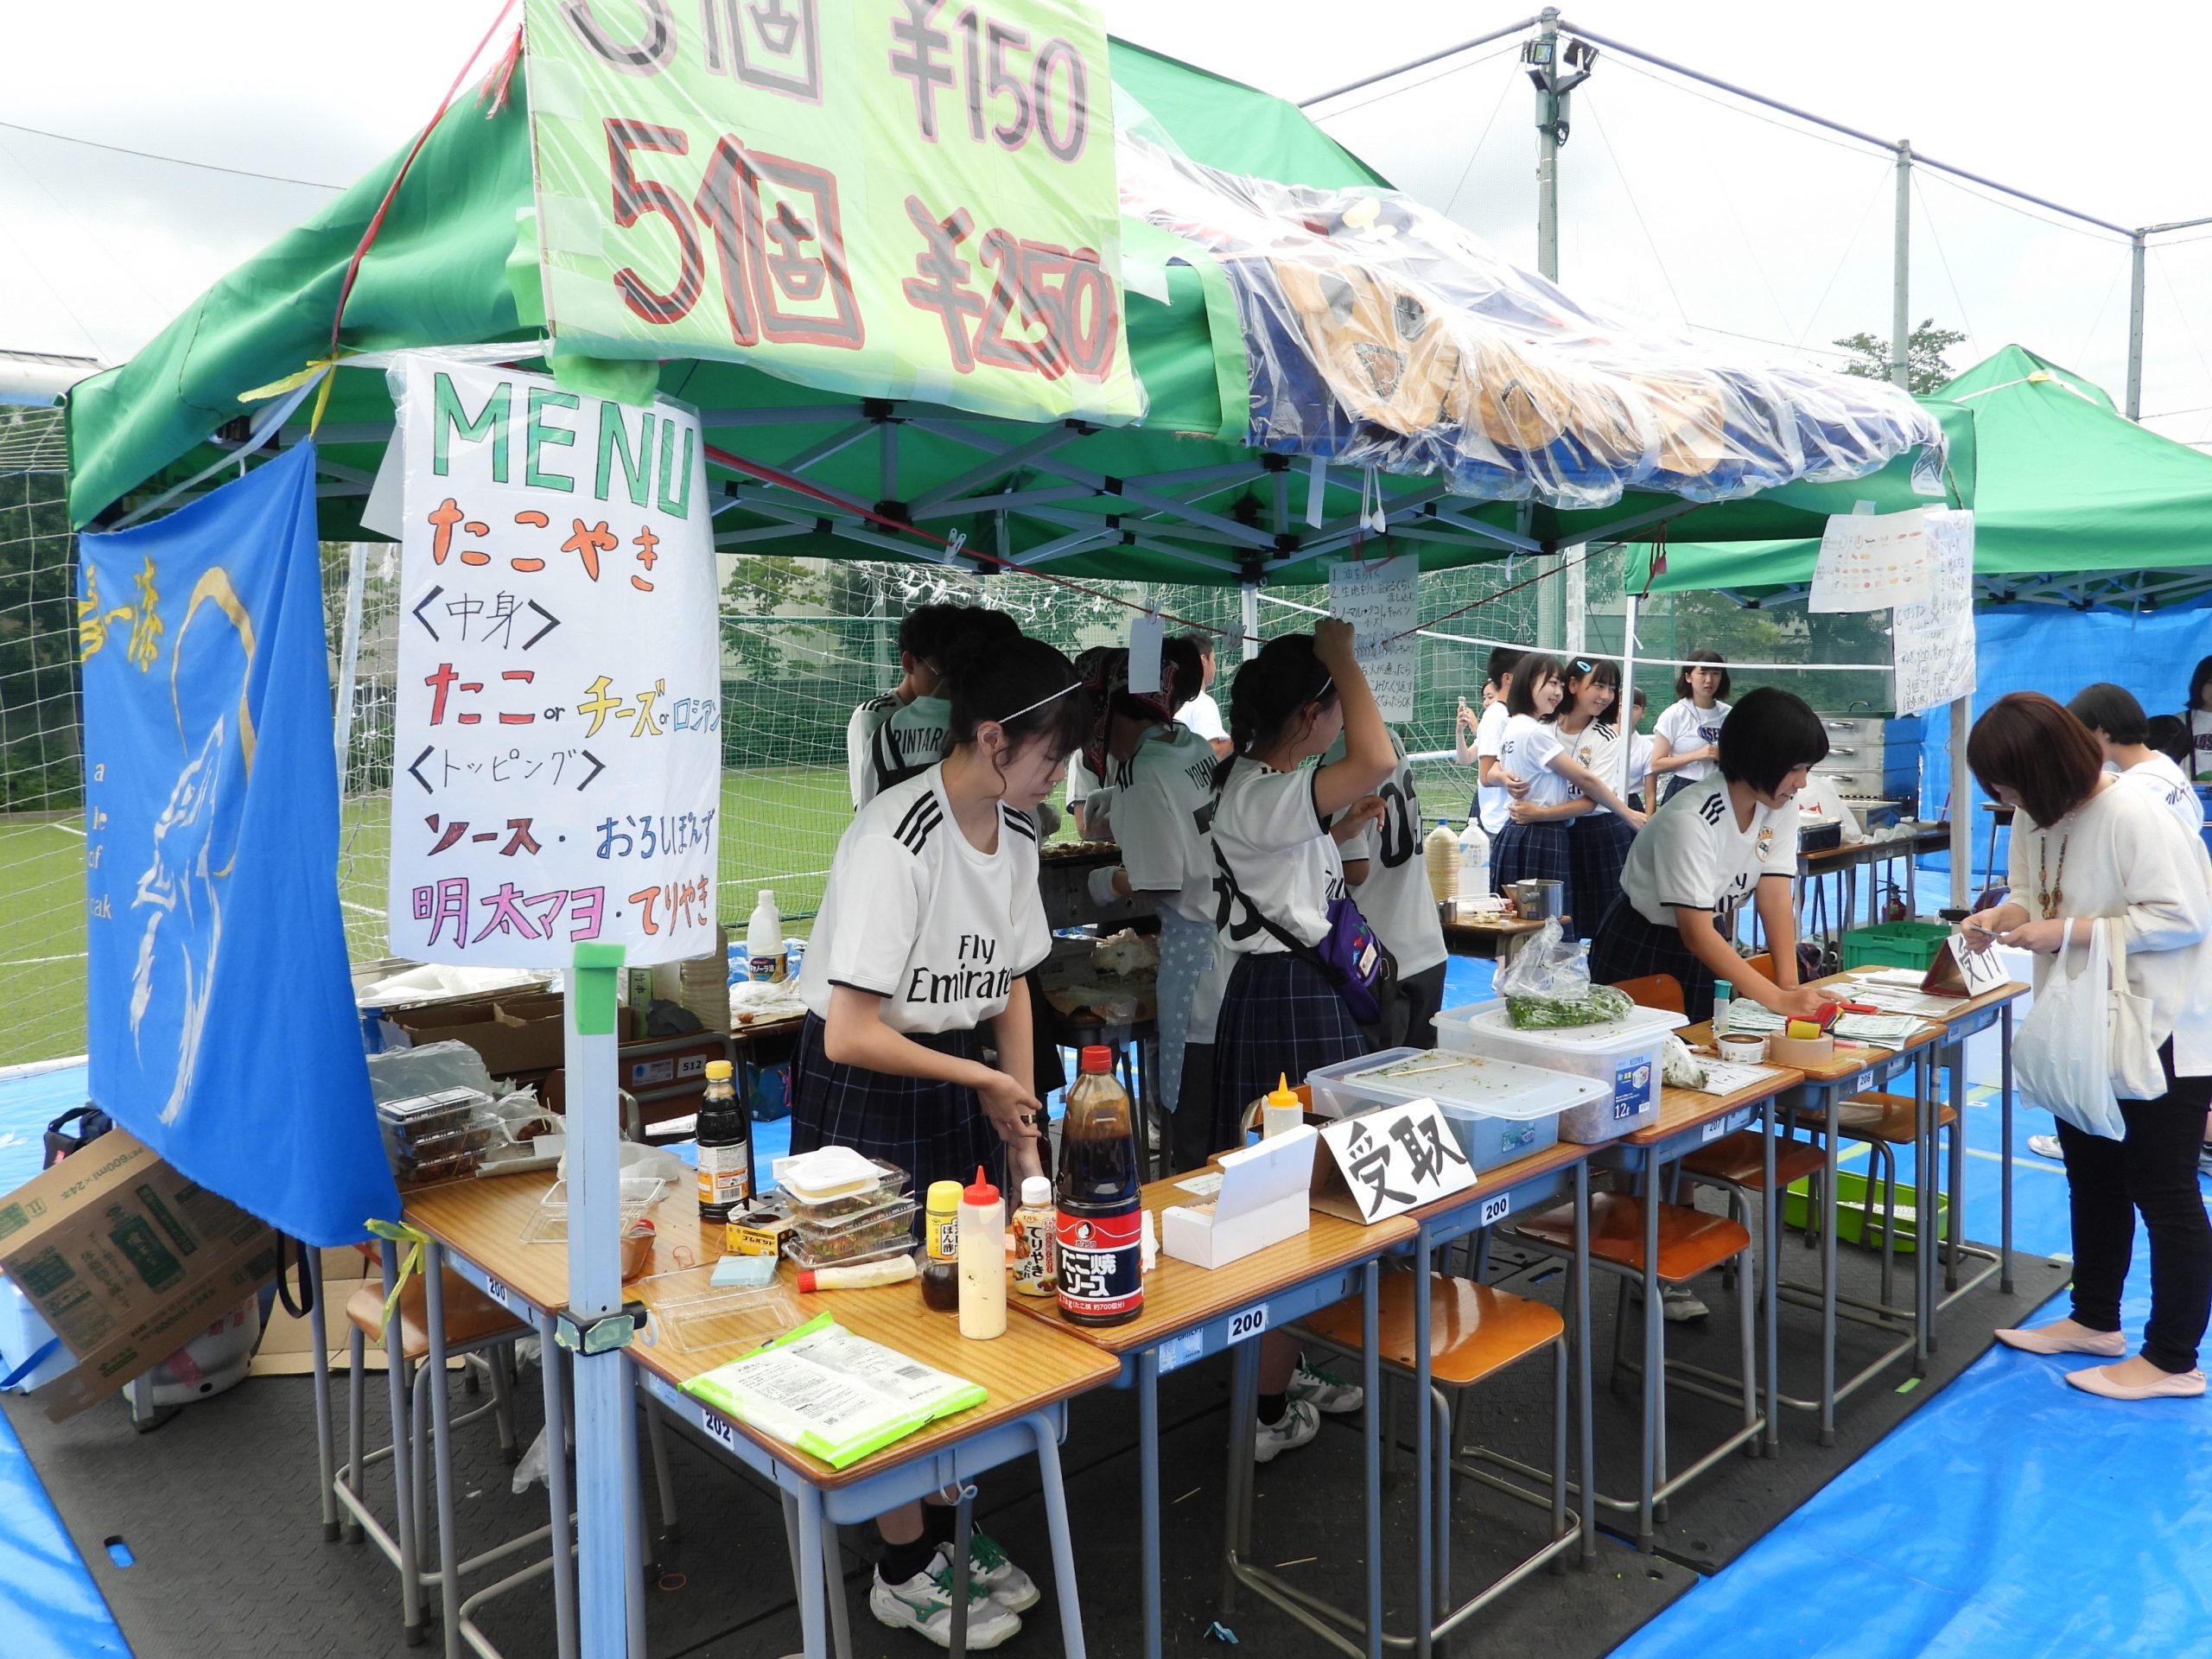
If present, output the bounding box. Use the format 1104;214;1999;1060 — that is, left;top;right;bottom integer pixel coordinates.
1568;812;1637;941
789;1014;1004;1199
1491;820;1575;925
1211;952;1369;1156
1588;899;1719;1022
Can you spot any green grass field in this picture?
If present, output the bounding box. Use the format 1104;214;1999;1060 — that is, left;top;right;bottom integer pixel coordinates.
1;758;1486;1070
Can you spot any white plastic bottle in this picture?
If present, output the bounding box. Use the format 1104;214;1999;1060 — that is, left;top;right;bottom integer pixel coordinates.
957;1166;1007;1340
1457;819;1491;907
746;889;786;983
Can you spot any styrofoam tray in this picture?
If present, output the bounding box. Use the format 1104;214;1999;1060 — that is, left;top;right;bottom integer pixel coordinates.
1329;1049;1607;1120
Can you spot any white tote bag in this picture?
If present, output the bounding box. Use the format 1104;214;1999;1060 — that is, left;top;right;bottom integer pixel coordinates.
2104;922;2166;1103
2013;920;2127;1140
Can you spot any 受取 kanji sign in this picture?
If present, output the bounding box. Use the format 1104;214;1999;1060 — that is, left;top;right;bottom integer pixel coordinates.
524;0;1141;425
1316;1100;1476;1224
386;357;721;967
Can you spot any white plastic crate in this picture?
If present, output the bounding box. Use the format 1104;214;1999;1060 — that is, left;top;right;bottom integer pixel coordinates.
1435;999;1688;1143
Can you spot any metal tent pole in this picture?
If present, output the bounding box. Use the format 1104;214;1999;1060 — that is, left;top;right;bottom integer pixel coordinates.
564;943;632;1658
2126;232;2147;421
1240;581;1260;662
1950;700;1971;911
1618;592;1640;801
1891;142;1913;391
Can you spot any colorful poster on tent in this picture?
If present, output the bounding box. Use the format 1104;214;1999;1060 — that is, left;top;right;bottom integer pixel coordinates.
385;358;721;968
524;0;1141;427
79;443;399;1245
1891;507;1976;716
1809;508;1931;613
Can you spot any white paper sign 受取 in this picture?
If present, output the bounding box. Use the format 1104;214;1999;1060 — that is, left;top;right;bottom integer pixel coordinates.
386;357;721;967
1318;1099;1477;1223
1810;508;1929;613
1891;507;1976;716
1328;554;1418;720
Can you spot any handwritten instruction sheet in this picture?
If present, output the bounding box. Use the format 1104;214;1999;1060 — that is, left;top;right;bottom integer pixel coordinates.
1891;508;1976;715
387;358;722;966
1329;554;1418;720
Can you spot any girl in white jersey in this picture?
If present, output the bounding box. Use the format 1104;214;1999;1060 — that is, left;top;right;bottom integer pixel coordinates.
1080;639;1229;1172
1490;653;1646;928
1649;650;1732;804
1514;657;1643;941
1589;686;1832;1025
791;632;1085;1646
1211;619;1395;1459
2186;654;2212;783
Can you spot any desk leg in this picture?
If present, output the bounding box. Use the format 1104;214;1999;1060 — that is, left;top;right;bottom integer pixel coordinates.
1363;1260;1382;1659
380;1248;425;1643
1999;1006;2015;1295
1136;1348;1161;1659
1218;1336;1254;1618
422;1243;464;1659
1915;1054;1935;1372
538;1311;578;1659
1028;1413;1087;1659
1574;1160;1595;1567
621;1365;648;1659
1639;1169;1661;1548
1763;1095;1780;1457
1821;1088;1840;1447
794;1485;830;1659
1414;1221;1434;1659
1945;1044;1966;1295
949;1490;973;1657
308;1249;338;1542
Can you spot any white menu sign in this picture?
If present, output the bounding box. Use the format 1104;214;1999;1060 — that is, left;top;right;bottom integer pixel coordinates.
1329;554;1418;720
1891;507;1976;716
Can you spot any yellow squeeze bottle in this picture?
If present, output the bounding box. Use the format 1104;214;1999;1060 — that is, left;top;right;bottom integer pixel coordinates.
1262;1074;1303;1140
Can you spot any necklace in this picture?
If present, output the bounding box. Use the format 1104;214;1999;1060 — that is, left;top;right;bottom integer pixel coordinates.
2036;832;2069;920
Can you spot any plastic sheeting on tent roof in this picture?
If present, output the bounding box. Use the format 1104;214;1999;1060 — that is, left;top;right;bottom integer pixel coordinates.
1626;345;2212;611
68;38;1953;587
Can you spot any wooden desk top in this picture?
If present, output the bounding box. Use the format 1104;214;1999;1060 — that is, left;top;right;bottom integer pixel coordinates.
1802;827;1949;868
1675;969;2025;1084
1006;1174;1414;1356
1440;912;1543;939
1624;1068;1804;1147
1403;1135;1594;1228
407;1173;1118;1491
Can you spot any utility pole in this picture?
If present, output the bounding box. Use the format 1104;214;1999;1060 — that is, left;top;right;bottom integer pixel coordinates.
1891;141;1913;391
1523;9;1593;649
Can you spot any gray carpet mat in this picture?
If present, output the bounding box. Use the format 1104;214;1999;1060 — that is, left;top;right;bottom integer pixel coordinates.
3;1198;2067;1658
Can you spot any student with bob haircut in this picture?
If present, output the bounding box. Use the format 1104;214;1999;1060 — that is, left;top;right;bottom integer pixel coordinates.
1647;649;1732;803
1588;686;1828;1022
1963;692;2212;1400
2068;682;2204;837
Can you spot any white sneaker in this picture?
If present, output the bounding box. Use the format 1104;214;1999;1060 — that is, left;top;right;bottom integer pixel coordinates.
1253;1397;1320;1463
869;1550;1023;1649
963;1529;1040;1612
1630;1281;1710;1321
1287;1355;1365;1415
2029;1134;2063;1160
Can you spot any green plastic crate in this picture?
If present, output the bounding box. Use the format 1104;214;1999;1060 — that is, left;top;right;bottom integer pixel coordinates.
1782;1169;1948;1255
1840;920;1951;972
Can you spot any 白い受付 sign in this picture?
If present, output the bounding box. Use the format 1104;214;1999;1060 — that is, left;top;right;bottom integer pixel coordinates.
386;358;721;967
524;0;1141;426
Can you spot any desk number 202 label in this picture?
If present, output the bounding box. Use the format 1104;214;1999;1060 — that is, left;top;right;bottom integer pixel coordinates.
1227;1304;1269;1343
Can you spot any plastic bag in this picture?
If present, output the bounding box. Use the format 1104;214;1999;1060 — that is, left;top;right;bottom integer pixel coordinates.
1497;920;1634;1029
2014;922;2125;1140
1661;1034;1707;1090
365;1039;497;1105
512;1425;550;1494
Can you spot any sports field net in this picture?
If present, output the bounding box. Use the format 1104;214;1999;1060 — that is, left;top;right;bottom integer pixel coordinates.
2;439;1893;1065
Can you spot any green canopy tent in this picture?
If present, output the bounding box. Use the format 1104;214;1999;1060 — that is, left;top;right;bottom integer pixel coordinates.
67;42;1961;589
61;29;1970;1657
1624;346;2211;611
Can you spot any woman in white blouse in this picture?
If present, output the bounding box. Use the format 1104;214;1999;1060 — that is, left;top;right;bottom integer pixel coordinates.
1965;692;2212;1402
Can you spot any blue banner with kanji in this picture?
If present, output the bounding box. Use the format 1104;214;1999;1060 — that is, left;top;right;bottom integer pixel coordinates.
79;442;397;1245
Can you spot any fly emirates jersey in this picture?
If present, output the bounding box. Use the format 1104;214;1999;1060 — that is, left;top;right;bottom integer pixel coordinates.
797;766;1051;1034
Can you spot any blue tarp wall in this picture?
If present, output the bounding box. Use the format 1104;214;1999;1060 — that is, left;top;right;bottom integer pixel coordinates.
1916;598;2212;887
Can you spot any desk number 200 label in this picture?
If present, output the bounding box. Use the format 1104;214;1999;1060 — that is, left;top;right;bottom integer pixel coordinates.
1478;1193;1512;1227
1227;1304;1269;1343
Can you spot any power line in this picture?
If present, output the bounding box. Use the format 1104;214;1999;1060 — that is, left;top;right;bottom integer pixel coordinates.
1580;90;1690;327
1305;43;1522;126
0;116;344;190
1911;172;1979;359
1439;54;1517;222
1795;162;1897;353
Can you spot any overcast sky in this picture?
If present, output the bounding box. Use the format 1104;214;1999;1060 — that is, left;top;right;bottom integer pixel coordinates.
8;2;2212;447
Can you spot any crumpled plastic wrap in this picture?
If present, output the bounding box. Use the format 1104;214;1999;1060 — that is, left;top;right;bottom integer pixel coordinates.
1495;918;1635;1027
1117;134;1944;510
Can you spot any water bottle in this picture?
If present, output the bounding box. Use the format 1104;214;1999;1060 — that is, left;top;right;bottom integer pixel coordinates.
1457;818;1491;904
746;889;785;983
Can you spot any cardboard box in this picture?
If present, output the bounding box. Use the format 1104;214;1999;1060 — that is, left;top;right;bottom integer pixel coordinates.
392;990;567;1077
248;1245;378;1379
0;1130;283;1419
1162;1127;1317;1270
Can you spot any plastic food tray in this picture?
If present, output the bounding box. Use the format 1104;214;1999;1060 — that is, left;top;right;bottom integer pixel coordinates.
645;1282;803;1353
790;1198;920;1263
523;1177;670;1243
766;1156;912;1221
782;1235;919;1274
1435;1000;1687;1143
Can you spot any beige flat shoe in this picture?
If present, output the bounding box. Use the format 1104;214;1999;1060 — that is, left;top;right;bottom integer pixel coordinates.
2065;1364;2207;1401
1993;1323;2126;1357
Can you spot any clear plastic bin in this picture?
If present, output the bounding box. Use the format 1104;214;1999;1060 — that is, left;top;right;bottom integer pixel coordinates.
790;1198;920;1263
644;1281;802;1352
782;1234;919;1274
1305;1048;1604;1173
1434;999;1688;1143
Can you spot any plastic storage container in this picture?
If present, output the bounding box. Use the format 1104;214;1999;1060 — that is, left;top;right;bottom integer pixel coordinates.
788;1198;921;1265
375;1086;500;1185
1840;921;1951;972
1434;1000;1688;1144
1305;1047;1605;1173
